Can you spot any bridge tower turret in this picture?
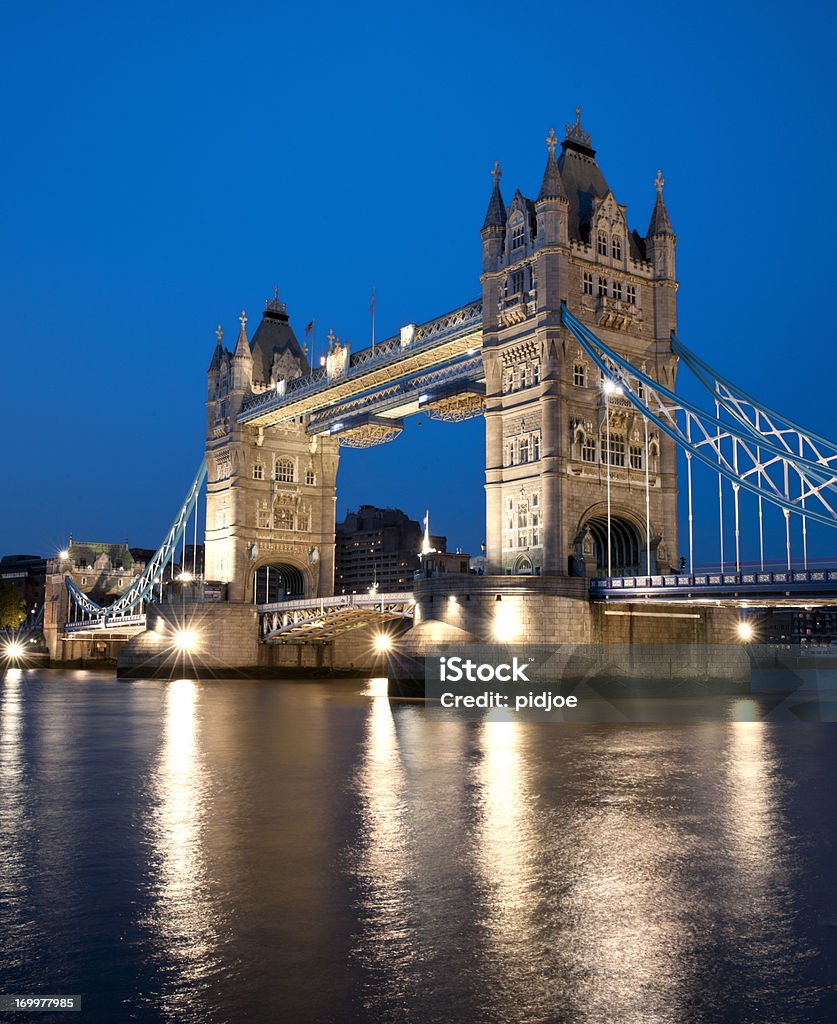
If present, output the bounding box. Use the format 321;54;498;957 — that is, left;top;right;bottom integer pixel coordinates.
481;110;680;579
204;292;339;602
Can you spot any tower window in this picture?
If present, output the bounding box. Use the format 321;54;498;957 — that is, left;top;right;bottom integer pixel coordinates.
511;223;526;250
533;433;541;460
532;361;541;385
274;458;294;483
253;464;264;480
598;276;607;297
305;469;316;486
630;445;643;470
510;269;524;294
573;363;587;387
603;434;626;467
581;436;597;462
626;283;637;305
583;272;593;295
597;233;608;256
612;280;623;301
612;236;622;260
519;437;529;463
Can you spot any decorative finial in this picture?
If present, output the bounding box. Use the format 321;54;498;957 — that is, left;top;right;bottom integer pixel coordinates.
491;160;502;184
327;328;336;351
239;309;247;329
273;285;279;301
546;127;557;158
216;324;223;344
654;169;665;195
564;105;592;147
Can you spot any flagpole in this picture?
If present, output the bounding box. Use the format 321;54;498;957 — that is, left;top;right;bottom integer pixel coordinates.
371;287;376;354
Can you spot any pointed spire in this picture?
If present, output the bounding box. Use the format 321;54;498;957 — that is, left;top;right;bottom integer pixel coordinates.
537;127;568;203
207;323;223;373
233;309;251;360
482;161;506;230
647;170;675;237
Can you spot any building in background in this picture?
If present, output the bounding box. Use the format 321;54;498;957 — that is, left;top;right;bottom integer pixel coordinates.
335;506;446;593
0;554;46;618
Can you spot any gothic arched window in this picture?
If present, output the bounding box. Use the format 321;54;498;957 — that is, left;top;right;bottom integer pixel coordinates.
253;464;264;480
597;232;608;256
274;458;294;483
612;235;622;260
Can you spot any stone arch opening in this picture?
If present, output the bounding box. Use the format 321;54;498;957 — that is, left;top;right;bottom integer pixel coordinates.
513;555;533;575
584;514;644;577
252;562;306;604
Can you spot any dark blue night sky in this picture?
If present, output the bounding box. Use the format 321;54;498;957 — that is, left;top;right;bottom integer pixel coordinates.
3;0;836;565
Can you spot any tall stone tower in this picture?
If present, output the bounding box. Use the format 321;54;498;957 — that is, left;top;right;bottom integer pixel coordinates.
481;110;679;578
204;292;339;602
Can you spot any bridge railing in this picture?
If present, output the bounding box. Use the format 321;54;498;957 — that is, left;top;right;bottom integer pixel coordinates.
257;592;414;614
64;614;147;633
591;569;837;593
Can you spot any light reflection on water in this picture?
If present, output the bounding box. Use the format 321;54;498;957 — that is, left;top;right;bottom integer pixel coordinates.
0;673;835;1023
142;678;225;1020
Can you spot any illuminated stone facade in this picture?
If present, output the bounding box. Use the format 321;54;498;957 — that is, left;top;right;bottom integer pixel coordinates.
204;295;339;601
481;112;679;577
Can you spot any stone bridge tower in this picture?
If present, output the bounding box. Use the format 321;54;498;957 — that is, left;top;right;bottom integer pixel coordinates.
204;292;339;602
481;110;679;578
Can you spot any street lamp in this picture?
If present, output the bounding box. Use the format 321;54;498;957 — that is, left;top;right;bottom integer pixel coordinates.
602;378;623;579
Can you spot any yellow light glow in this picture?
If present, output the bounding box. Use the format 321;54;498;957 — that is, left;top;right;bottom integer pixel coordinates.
178;571;193;583
374;633;392;653
367;676;389;696
4;641;24;659
737;621;754;642
493;604;520;642
59;549;69;560
173;629;198;652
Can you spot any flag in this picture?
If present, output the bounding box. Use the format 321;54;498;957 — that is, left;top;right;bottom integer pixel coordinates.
370;288;376;316
305;320;314;336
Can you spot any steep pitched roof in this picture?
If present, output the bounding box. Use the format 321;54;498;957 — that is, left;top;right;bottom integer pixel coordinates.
249;299;309;386
557;142;611;242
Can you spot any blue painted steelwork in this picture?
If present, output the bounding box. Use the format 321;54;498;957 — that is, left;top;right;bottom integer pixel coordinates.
560;305;837;527
238;300;482;425
65;459;207;626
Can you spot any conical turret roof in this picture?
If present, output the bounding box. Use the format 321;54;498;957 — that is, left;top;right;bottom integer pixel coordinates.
647;171;675;237
482;161;506;230
537;128;567;202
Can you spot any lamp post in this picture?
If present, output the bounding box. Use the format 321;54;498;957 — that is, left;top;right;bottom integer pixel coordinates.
602;379;622;578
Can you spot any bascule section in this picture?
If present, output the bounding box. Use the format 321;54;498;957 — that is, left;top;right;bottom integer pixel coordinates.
204;293;339;603
481;110;679;578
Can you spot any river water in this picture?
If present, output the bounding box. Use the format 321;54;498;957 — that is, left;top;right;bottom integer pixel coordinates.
1;669;837;1023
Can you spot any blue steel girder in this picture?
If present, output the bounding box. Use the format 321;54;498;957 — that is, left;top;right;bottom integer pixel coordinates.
560;305;837;529
65;459;207;625
238;300;483;427
671;335;837;469
308;355;485;437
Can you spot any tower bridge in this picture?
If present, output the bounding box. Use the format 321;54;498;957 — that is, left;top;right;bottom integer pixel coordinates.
40;109;837;675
